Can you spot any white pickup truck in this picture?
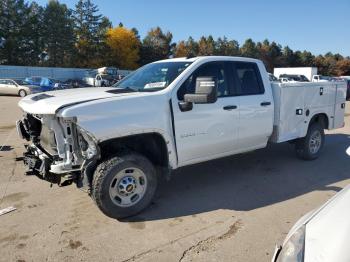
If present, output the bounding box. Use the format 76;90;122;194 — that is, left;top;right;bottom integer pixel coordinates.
16;56;347;219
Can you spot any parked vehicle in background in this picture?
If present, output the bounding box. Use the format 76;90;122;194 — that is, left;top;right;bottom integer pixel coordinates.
274;67;318;81
279;74;309;82
64;79;92;89
83;67;131;87
268;73;280;82
272;184;350;262
24;76;59;91
24;76;42;86
0;79;41;97
16;56;346;219
83;67;119;87
280;77;297;83
312;75;331;82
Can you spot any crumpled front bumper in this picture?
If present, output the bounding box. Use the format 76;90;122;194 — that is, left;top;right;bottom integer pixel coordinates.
22;145;61;184
17;119;62;184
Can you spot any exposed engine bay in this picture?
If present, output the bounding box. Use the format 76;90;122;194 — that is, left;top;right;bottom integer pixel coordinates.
16;113;99;187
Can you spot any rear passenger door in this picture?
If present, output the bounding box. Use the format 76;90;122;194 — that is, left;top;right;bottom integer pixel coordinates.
230;62;273;151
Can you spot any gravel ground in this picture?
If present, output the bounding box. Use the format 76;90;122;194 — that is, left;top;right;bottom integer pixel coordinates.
0;95;349;262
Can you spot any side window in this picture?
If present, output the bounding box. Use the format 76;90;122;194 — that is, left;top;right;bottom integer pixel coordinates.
0;80;6;84
4;80;14;85
233;62;264;95
177;62;230;100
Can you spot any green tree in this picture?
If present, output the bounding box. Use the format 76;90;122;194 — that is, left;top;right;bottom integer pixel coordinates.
42;0;75;67
140;27;173;65
299;51;314;67
0;0;43;65
281;46;298;67
240;38;258;58
72;0;111;67
214;37;239;56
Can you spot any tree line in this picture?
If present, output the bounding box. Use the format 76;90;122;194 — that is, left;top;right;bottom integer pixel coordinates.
1;0;350;76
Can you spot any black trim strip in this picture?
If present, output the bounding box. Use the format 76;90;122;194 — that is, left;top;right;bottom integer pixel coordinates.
169;99;178;164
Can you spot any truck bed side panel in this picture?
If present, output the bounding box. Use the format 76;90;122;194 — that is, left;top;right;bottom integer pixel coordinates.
270;82;346;143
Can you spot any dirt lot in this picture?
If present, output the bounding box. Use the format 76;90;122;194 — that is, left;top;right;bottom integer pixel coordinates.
0;95;349;262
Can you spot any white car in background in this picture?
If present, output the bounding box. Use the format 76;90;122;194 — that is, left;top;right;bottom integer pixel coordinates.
312;75;331;82
273;182;350;262
280;77;298;83
0;79;40;97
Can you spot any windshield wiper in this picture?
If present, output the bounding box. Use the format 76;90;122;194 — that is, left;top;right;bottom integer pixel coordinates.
122;87;138;92
106;86;139;94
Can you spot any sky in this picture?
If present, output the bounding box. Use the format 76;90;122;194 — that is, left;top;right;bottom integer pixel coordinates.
35;0;350;56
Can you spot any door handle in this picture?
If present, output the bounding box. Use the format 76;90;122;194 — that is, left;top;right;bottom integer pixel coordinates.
260;102;271;106
223;105;237;110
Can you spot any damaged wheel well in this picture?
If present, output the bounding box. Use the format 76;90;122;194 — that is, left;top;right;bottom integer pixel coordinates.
98;133;169;169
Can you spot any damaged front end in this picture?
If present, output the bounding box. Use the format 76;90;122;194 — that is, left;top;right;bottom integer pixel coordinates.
17;113;99;189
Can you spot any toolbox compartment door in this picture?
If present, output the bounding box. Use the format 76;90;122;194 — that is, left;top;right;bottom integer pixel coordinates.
332;82;347;129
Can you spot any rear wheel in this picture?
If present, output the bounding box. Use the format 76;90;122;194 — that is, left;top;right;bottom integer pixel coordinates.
92;153;157;219
295;123;324;160
18;89;27;97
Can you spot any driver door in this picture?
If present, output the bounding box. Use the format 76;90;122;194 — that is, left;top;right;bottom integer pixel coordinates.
172;61;240;166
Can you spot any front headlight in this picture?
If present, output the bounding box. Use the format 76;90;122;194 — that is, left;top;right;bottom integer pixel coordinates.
277;225;305;262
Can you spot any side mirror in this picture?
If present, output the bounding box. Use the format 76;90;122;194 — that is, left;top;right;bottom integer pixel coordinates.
184;76;218;104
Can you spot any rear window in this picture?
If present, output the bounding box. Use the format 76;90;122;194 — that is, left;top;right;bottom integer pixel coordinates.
232;62;264;95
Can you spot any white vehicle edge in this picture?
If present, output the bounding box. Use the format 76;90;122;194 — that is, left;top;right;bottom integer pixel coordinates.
272;183;350;262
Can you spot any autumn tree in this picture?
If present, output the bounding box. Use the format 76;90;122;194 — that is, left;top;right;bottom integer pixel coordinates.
198;36;215;55
174;36;199;57
334;59;350;76
257;40;282;72
105;26;140;69
174;41;188;57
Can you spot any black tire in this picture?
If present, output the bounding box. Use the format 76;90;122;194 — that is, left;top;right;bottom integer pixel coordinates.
19;89;27;97
92;153;157;219
295;123;325;160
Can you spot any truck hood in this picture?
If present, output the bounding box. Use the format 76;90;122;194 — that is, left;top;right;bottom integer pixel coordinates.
18;87;136;114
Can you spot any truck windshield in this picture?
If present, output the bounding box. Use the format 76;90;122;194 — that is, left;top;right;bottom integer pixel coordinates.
113;62;192;92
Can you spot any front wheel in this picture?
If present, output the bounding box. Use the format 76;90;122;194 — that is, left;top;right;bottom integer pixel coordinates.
295;123;325;160
18;89;27;97
92;153;157;219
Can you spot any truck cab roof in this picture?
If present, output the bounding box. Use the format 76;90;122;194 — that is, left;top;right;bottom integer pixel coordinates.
154;56;262;64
